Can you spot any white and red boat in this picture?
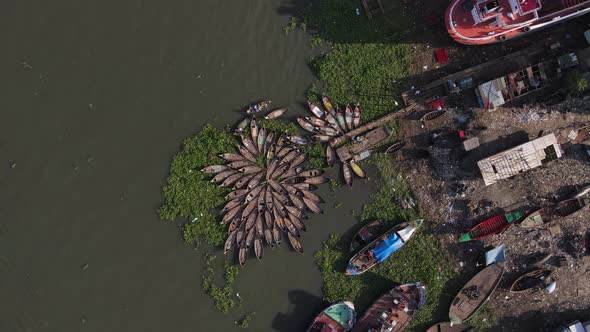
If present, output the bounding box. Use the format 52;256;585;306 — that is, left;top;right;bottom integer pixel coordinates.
446;0;590;45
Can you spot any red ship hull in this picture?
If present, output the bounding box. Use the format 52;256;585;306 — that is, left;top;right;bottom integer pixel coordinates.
446;0;590;45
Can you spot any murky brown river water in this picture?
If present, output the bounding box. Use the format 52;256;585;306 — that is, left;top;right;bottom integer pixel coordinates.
0;1;375;331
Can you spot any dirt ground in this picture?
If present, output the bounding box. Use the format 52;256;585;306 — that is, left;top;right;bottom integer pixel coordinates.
396;97;590;331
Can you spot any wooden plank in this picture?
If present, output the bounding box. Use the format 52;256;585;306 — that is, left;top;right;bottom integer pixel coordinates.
330;107;415;147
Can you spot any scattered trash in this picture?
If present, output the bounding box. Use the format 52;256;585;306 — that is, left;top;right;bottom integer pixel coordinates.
545;280;557;294
549;225;561;236
485;245;506;266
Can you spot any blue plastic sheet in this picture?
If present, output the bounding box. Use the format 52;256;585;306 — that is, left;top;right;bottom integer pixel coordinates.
370;233;404;263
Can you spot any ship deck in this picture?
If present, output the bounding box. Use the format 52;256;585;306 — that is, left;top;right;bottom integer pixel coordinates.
446;0;590;44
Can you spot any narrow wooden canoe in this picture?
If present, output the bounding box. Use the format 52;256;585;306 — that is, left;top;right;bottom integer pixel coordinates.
349;161;366;178
322;95;334;113
426;322;473;332
342;163;353;187
352;283;426;332
556;197;589;217
264;108;288;119
308;101;325;118
345;104;354;131
349;220;385;253
449;264;504;324
307;301;356;332
326;145;336;167
234;117;250;133
510;269;554;294
459;210;525;242
336;107;347;132
352;104;361;128
346;220;423;276
297;117;317;133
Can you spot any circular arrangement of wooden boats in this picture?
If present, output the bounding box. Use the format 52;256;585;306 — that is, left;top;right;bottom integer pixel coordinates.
203;103;328;266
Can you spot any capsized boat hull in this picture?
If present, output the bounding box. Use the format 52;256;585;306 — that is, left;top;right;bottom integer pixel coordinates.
307;301;356;332
449;264;504;324
352;283;426;332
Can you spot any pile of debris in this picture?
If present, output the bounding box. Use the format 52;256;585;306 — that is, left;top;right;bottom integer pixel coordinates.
396;97;590;329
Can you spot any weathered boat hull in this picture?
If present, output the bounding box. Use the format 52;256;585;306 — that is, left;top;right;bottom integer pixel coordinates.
350;220;385;253
352;283;426;332
449;264;504;324
459;211;525;242
307;301;356;332
510;269;554;294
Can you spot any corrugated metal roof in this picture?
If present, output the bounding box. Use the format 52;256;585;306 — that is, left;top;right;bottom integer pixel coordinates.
478;134;562;186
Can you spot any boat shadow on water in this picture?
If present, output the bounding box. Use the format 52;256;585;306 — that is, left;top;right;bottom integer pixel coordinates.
272;290;324;332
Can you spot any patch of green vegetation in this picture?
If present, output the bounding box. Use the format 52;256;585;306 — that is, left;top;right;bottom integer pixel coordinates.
159;124;237;246
236;311;256;328
314;154;457;330
469;304;496;331
201;253;241;313
257;118;299;136
329;178;340;192
306;83;319;102
565;70;588;93
299;0;409;44
283;17;298;35
310;43;412;122
299;142;327;169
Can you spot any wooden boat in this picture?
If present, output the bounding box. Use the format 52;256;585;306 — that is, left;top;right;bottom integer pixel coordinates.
342;163;353;187
234;117;250;133
510;269;554;294
556;197;589;217
308;101;325;118
313;134;331;143
449;264;504;324
322;95;334;113
426;322;473;332
325;112;340;131
264;108;288;119
250;116;258;143
346;220;422;276
287;135;310;145
297;118;318;133
385;141;405;154
459;210;525;242
420;109;447;122
336;107;347;132
201;165;227;174
349;161;366;178
306;116;325;127
519;209;545;228
245;100;271;114
326;145;336;167
319;126;339;137
345;105;353;131
306;301;356;332
350;220;385;253
352;104;361;128
352;283;426;332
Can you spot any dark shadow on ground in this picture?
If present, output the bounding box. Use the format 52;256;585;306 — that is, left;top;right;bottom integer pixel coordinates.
491;307;590;331
272;289;324;332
